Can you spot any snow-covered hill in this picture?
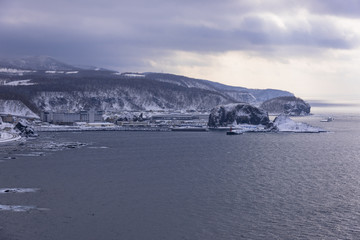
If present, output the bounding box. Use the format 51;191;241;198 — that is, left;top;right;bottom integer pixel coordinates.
0;57;296;112
0;56;78;71
32;88;231;112
0;100;39;119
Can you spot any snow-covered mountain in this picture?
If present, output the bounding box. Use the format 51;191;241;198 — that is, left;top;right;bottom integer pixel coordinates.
0;57;295;113
0;56;78;71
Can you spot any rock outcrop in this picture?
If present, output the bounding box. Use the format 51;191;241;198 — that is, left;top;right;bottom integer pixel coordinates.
208;103;270;128
260;96;311;116
14;119;37;137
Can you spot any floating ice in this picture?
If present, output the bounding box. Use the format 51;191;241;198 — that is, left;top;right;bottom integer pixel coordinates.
3;79;35;86
0;204;48;212
88;146;109;149
0;188;40;194
14;152;44;157
65;71;78;74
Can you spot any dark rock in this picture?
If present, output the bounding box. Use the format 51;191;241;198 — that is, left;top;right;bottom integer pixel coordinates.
14;119;38;137
260;96;311;116
208;103;270;128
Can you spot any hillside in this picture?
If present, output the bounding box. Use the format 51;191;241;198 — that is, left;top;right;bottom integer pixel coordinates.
260;96;311;116
0;56;294;113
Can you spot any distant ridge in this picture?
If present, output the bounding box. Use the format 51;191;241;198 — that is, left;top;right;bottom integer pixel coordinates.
0;56;295;112
0;56;78;71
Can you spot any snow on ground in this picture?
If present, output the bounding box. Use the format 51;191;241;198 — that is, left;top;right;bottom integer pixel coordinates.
0;100;39;119
65;71;78;74
0;132;21;143
45;71;65;74
273;115;325;133
3;79;35;86
0;68;35;75
0;121;21;143
122;73;145;77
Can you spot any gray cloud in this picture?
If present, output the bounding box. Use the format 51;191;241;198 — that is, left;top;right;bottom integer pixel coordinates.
0;0;359;70
303;0;360;18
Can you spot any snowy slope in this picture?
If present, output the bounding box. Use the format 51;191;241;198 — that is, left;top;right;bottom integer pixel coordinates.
0;57;298;112
273;115;324;133
31;88;232;112
0;100;39;119
0;56;78;71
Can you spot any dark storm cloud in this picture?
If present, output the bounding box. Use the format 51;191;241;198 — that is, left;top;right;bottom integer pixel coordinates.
0;0;359;69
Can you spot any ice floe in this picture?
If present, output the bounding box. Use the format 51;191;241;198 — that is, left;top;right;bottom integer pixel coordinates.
0;188;40;194
3;79;35;86
88;146;109;149
0;205;48;212
65;71;78;74
13;152;45;157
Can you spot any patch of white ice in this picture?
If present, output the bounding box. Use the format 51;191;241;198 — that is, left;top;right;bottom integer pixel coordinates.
45;71;65;74
0;204;48;212
4;79;35;86
0;188;40;194
65;71;78;74
123;73;145;77
0;68;35;75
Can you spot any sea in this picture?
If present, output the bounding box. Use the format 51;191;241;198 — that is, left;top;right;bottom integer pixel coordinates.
0;103;359;240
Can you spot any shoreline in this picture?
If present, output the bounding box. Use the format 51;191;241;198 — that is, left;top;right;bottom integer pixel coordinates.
34;126;172;132
0;132;21;143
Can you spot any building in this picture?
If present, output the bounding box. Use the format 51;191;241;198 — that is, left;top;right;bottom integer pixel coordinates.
1;114;15;123
41;109;103;124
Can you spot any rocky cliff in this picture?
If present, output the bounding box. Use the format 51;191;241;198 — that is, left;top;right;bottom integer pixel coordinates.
260;96;311;116
208;103;270;127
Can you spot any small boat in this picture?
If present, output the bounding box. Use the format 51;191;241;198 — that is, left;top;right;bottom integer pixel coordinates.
226;131;242;135
226;127;243;135
320;117;334;122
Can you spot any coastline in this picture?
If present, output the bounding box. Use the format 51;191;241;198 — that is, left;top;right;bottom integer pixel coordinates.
0;132;21;143
34;125;172;132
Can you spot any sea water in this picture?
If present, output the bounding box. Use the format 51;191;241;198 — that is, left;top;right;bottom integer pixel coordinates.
0;107;360;239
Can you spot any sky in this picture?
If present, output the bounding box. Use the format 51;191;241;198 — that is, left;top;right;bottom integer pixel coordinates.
1;0;360;101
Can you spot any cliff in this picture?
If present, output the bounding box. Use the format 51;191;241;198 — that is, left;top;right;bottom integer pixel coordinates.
208;103;270;127
260;96;311;116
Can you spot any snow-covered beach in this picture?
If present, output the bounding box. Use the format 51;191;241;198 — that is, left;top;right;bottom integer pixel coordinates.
0;132;21;143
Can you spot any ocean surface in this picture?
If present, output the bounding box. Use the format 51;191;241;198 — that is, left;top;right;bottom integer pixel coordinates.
0;107;360;239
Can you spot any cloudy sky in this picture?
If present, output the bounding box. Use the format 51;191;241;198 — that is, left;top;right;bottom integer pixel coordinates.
1;0;360;101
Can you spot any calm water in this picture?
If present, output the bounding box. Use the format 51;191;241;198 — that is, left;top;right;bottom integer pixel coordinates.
1;111;360;239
